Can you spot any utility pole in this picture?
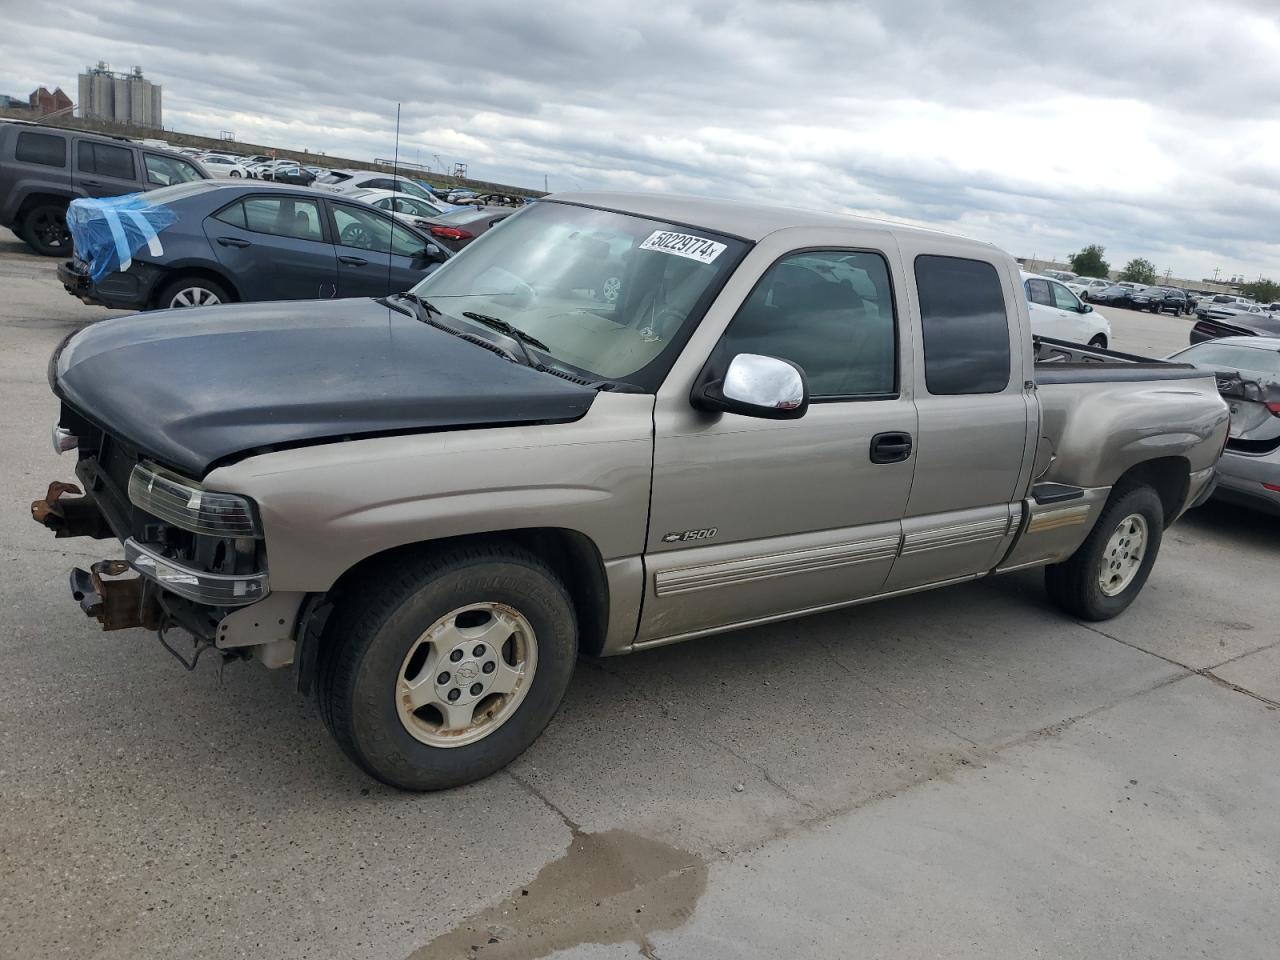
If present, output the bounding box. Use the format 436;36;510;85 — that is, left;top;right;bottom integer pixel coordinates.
544;173;548;193
1212;267;1221;282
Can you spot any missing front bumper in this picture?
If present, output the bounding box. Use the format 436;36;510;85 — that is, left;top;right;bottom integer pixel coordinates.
68;559;163;631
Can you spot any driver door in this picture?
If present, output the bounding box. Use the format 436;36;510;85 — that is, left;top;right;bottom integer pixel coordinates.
640;245;917;643
326;201;441;298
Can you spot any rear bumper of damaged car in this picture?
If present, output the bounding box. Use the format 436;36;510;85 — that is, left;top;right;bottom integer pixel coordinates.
57;258;159;310
1213;450;1280;516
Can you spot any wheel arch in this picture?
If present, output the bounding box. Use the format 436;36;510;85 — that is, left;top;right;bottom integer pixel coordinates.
1112;455;1190;529
14;189;78;225
151;264;242;307
294;527;611;695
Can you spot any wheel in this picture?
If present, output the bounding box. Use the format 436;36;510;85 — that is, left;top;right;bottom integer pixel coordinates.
1045;484;1164;621
155;275;230;310
229;169;242;178
316;544;578;790
20;202;72;256
1088;335;1107;349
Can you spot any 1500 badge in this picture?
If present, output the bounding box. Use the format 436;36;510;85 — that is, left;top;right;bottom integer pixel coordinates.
662;527;718;544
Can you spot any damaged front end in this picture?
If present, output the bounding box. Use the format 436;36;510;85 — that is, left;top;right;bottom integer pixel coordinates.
33;411;293;671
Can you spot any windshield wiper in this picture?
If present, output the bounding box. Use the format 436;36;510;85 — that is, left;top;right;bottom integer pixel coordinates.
391;291;443;320
461;311;551;352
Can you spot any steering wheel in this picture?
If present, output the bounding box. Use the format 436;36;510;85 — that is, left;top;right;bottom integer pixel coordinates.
340;223;372;249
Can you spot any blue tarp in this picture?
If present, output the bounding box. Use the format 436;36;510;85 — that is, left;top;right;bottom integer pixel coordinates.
66;194;178;282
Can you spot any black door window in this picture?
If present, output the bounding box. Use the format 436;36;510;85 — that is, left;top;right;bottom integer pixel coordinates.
77;141;136;180
15;131;67;167
915;255;1011;395
717;250;898;398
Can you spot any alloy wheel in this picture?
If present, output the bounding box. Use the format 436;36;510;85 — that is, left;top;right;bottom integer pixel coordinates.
168;286;223;308
1099;513;1147;596
395;602;538;748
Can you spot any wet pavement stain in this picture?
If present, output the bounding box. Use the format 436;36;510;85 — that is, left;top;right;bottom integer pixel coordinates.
406;828;707;959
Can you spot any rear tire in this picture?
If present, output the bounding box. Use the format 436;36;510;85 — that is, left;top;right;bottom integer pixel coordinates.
1045;484;1164;621
155;275;230;310
20;202;72;256
316;544;578;790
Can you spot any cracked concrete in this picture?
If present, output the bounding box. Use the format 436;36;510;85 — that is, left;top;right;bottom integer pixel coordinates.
0;230;1276;959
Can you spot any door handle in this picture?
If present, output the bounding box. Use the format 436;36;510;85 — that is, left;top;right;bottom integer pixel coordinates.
216;237;251;248
870;432;913;464
338;255;368;266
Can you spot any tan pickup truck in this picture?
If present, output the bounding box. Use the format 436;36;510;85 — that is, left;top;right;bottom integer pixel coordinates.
35;193;1228;789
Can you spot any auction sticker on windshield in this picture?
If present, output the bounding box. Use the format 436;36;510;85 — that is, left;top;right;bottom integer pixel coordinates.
639;230;726;264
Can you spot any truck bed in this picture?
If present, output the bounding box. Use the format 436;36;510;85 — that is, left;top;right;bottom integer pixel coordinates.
1033;336;1206;384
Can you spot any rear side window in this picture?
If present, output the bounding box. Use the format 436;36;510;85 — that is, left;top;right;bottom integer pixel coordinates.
15;131;67;167
77;141;136;180
215;196;324;241
915;255;1011;395
1025;278;1052;306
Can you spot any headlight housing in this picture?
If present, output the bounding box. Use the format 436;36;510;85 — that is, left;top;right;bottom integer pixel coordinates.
128;462;262;538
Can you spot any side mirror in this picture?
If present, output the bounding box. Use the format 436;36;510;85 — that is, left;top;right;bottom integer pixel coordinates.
413;243;445;265
692;353;809;420
1079;303;1093;313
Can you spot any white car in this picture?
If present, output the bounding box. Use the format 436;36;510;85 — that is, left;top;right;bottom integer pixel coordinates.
344;188;454;224
1022;272;1112;347
1066;277;1111;300
313;169;440;202
199;154;249;178
1042;269;1078;283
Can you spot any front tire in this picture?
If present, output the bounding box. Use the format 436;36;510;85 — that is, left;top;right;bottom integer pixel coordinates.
317;544;578;790
1088;335;1107;349
1045;484;1164;621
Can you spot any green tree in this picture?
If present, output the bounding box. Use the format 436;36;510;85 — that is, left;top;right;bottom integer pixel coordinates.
1119;258;1157;284
1241;279;1280;302
1068;244;1110;278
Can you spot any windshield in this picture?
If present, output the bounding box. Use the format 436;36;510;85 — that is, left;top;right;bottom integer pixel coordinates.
1175;342;1280;375
411;201;746;388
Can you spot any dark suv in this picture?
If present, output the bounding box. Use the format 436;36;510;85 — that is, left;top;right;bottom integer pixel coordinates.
1130;286;1188;315
0;122;209;256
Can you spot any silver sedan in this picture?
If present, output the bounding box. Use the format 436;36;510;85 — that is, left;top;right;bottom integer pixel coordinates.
1169;336;1280;515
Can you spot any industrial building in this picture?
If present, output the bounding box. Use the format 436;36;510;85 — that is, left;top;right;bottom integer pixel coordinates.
77;62;162;128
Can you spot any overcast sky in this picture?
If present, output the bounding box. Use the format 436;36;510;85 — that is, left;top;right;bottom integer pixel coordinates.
2;0;1278;280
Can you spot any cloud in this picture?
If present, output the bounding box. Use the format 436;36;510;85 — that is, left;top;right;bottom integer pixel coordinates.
2;0;1277;279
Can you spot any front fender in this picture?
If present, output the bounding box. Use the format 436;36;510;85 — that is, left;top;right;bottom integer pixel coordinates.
204;393;656;593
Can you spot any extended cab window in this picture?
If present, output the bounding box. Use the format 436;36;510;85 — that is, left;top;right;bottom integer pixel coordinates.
718;250;897;398
15;131;66;167
915;255;1010;395
77;141;135;180
215;196;324;241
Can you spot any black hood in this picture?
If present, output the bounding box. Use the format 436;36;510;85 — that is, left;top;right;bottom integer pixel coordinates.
54;297;596;476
